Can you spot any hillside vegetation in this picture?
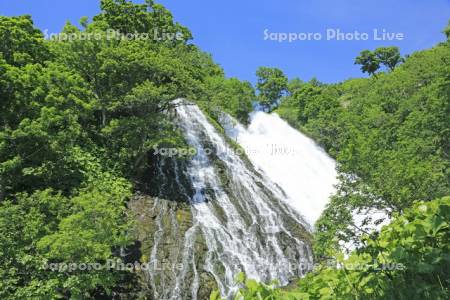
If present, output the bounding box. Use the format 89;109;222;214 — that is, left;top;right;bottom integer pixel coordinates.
276;38;449;257
0;0;253;298
0;0;448;298
230;25;450;299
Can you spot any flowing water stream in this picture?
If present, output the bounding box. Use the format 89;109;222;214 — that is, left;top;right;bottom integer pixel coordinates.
219;111;338;225
142;101;337;299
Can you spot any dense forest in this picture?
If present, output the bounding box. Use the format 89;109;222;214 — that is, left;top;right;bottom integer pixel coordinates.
229;22;450;299
276;35;450;253
0;0;449;299
0;0;253;298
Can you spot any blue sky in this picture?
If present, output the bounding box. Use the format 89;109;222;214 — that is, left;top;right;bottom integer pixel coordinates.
1;0;449;83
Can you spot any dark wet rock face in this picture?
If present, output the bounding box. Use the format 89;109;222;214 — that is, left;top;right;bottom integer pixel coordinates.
129;195;217;300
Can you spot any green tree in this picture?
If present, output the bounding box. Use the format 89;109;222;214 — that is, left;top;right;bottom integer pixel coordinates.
203;77;254;124
0;15;49;66
256;67;288;111
355;49;380;77
0;164;136;298
355;47;403;75
444;20;450;39
375;46;403;71
94;0;192;43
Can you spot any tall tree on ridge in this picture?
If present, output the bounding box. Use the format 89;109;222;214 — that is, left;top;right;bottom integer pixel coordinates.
256;66;288;111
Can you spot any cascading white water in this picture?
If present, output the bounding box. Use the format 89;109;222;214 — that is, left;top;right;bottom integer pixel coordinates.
143;101;342;299
170;101;313;299
220;111;338;225
219;112;389;253
218;110;390;255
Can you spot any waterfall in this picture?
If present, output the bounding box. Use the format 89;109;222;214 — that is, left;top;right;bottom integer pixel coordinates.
219;111;338;225
142;101;337;299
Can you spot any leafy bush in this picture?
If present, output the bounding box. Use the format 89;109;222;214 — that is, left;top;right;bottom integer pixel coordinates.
217;197;450;299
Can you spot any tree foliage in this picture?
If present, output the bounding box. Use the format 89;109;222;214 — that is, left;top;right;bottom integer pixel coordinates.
0;15;49;66
278;40;449;253
202;77;254;124
444;20;450;40
355;50;381;77
374;46;404;71
0;0;254;297
355;46;403;76
256;67;288;110
218;197;450;299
